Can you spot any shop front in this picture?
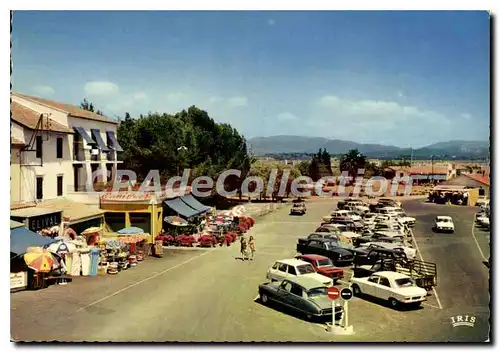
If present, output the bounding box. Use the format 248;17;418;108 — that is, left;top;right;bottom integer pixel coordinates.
11;208;63;236
100;191;167;243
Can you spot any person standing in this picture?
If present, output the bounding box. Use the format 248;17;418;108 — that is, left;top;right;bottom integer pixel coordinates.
248;236;255;260
240;236;248;260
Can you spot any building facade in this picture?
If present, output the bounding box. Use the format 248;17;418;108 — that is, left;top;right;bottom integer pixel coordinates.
10;93;123;205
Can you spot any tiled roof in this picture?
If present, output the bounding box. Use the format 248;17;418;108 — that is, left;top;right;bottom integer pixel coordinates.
11;101;74;133
11;137;25;146
13;93;118;125
389;165;449;175
464;173;490;186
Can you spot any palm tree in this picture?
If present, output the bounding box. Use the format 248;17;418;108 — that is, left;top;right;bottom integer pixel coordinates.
339;149;367;181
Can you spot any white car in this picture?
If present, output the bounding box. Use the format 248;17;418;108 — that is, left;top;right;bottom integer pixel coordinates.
433;216;454;233
330;210;362;222
266;259;333;287
351;271;427;309
476;213;490;228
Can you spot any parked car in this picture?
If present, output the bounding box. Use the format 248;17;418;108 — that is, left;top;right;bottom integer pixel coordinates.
353;245;408;266
357;242;416;260
433;216;454;233
298;232;340;246
355;231;405;246
330;210;362;222
258;277;343;321
353;258;437;290
351;271;427;309
290;203;306;215
476;212;490;229
378;198;403;207
266;259;333;286
296;254;344;283
296;238;354;266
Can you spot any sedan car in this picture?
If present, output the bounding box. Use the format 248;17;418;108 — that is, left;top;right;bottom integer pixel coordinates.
351;271;427;309
266;259;333;287
433;216;454;233
258;277;343;321
296;254;344;283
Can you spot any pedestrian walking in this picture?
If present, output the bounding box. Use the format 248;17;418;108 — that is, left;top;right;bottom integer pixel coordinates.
240;236;248;260
248;236;255;260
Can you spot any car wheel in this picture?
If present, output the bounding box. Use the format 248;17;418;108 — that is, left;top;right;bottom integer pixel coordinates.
389;297;399;309
260;293;269;304
352;284;362;296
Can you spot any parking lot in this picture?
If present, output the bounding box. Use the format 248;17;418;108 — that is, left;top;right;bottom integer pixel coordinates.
11;198;490;342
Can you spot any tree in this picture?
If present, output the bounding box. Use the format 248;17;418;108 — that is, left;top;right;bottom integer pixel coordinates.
339;149;367;182
297;160;311;177
308;149;332;181
80;98;104;115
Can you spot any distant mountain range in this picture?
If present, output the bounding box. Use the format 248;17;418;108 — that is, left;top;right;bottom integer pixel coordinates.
247;136;490;160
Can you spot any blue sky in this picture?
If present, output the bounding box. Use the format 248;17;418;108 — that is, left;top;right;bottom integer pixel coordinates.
12;11;490;147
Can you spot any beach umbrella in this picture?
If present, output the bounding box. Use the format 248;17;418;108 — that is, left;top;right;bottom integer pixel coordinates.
164;216;188;227
117;226;145;234
46;240;76;256
81;227;102;235
23;247;55;273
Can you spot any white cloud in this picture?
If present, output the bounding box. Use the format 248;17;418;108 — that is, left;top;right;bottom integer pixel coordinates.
397;91;405;98
208;96;223;104
277;112;298;121
84;81;120;97
32;85;55;96
311;94;454;145
133;92;148;101
268;19;276;26
166;92;187;103
461;113;472;120
227;96;248;107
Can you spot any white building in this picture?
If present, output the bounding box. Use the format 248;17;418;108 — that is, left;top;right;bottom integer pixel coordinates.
10;93;123;205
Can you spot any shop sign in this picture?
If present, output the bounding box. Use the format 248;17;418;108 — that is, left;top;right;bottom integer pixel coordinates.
10;272;27;289
29;212;62;232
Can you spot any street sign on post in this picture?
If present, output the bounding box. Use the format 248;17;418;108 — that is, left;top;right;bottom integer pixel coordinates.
327;287;340;300
340;287;353;301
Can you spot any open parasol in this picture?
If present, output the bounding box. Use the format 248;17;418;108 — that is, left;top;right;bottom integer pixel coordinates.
46;240;76;256
164;216;188;226
81;227;102;235
117;226;144;235
23;247;55;273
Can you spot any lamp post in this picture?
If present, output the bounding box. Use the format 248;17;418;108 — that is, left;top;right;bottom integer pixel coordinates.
177;146;188;176
431;155;434;185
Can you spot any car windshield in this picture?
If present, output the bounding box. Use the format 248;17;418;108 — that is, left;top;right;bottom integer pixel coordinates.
317;258;333;267
438;218;451;223
395;278;416;287
308;287;328;297
297;264;316;274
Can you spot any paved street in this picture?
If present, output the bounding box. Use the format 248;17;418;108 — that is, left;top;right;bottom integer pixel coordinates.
11;198;490;342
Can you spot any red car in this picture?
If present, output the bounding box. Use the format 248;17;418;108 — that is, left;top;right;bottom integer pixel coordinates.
295;254;344;284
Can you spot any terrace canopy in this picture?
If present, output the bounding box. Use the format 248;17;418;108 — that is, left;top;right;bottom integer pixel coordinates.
180;195;211;214
164;198;203;219
11;226;55;256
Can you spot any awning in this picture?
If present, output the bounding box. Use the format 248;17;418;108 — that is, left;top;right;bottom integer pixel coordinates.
106;131;124;152
91;129;110;152
164;198;203;219
73;126;96;145
11;227;55;256
180;195;211;213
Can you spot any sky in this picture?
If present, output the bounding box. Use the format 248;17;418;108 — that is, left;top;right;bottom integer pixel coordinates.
11;11;490;148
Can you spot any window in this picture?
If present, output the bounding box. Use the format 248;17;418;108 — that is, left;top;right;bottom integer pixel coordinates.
296;264;315;275
35;136;43;158
368;277;379;284
57;175;63;196
56;137;63;158
36;176;43;200
278;263;288;272
129;213;151;234
272;262;279;270
290;284;303;296
287;266;297;276
104;213;126;232
281;281;293;292
307;287;328;297
379;278;391;287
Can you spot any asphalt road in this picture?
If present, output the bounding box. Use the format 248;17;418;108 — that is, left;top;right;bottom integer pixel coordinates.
11;198;491;342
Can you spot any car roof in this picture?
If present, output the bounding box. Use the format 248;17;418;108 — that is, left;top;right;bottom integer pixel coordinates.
297;254;330;261
436;216;452;220
373;271;410;280
275;258;310;266
286;276;329;290
308;237;336;242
